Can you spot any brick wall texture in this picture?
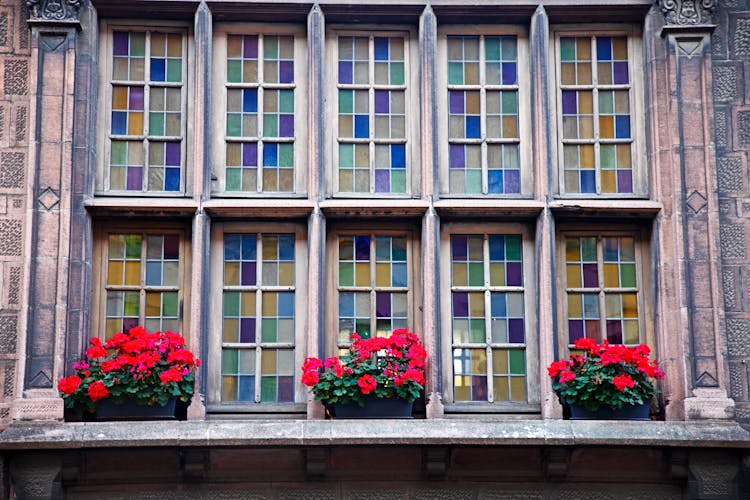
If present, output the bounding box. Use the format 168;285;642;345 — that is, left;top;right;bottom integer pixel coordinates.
0;0;29;427
715;1;750;421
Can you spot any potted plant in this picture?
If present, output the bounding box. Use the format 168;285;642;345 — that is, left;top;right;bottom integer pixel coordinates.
300;328;426;418
548;337;664;420
58;326;200;421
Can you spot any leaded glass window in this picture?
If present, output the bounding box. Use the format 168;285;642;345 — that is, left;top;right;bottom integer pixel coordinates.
336;234;410;348
221;233;296;403
447;35;520;194
564;235;641;345
336;35;409;194
450;234;527;402
108;30;186;192
557;35;635;195
104;232;182;339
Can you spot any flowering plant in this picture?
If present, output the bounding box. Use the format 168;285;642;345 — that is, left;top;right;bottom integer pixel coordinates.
548;338;664;412
58;326;200;412
300;329;426;406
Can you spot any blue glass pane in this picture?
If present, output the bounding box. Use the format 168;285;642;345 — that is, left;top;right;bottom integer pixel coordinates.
374;37;389;61
615;115;631;139
224;234;241;260
392;239;407;261
151;58;166;81
164;168;180;191
355;236;370;260
146;262;161;286
238;375;255;401
391;145;406;168
279;235;295;260
488;170;503;193
580;170;596;193
597;37;612;61
243;89;258;113
338;61;353;84
603;238;618;261
392;263;407;287
583;294;599;316
263;144;278;166
501;62;517;85
375;237;390;260
466;116;480;139
111;112;127;134
339;293;354;317
489;236;505;260
241;235;256;260
354;115;369;138
452;236;468;261
491;293;507;317
278;292;294;316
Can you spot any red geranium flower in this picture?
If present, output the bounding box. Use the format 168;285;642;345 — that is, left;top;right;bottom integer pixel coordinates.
357;374;377;394
58;376;81;395
87;381;109;402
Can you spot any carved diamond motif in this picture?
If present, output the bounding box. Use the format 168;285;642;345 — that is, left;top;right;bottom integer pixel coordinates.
687;190;708;214
37;186;59;210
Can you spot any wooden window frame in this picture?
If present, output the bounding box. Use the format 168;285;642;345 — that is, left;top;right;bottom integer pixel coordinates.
439;222;539;414
96;20;194;196
207;221;308;413
437;25;533;198
211;23;308;197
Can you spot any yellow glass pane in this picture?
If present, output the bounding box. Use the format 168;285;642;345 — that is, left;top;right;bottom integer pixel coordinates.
567;264;582;288
600;116;614;139
567;294;583;317
112;87;128;110
355;262;370;287
455;375;471;401
510;377;527;401
263;236;278;260
602;170;616;193
561;62;575;85
244;60;258;83
565;238;580;262
261;350;276;374
339;116;353;137
613;37;628;60
472;349;486;373
502;116;518;138
581;145;594;168
223;318;238;342
466;92;480;115
107;261;123;285
579;117;594;138
151;33;166;57
468;237;483;261
227;36;242;58
278;262;294;286
576;37;591;59
241;292;255;316
125;261;140;286
464;62;479;85
617;144;632;168
452;263;467;286
222;376;237;402
376;263;390;287
489;262;505;286
146;292;161;317
622;293;638;318
605;294;621;318
167;34;182;58
224;262;239;286
355;144;369;167
469;292;484;317
603;263;619;287
623;320;639;344
226;143;241;166
494;376;510;401
579;91;592;114
621;237;635;260
262;292;277;317
105;319;120;340
598;62;612;85
577;63;591;85
128;112;144;135
492;349;508;373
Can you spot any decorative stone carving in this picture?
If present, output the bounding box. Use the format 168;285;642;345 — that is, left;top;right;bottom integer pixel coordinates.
27;0;81;22
658;0;716;26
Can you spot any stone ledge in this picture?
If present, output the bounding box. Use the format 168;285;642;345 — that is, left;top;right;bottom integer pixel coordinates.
1;419;749;450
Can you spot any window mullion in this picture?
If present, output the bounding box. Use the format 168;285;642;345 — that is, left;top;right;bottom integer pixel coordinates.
483;234;494;403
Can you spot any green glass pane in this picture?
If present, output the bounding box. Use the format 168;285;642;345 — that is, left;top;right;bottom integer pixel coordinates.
448;62;463;85
111;141;126;165
560;38;575;61
505;236;521;261
226;168;242;191
620;263;636;288
224;292;240;317
261;318;277;342
279;144;293;167
466;169;481;193
264;114;278;137
390;62;404;85
600;145;616;169
279;90;294;113
162;292;178;317
598;91;614;114
391;170;406;193
468;262;483;286
166;59;182;82
264;38;279;59
227;60;242;83
149;113;164;136
502;92;517;114
485;38;501;61
470;318;486;342
226;114;241;137
125;235;141;258
124;291;139;316
339;144;354;168
222;349;238;374
581;237;597;261
261;376;277;401
339;90;353;114
339;262;353;286
355;318;371;339
501;38;517;60
130;33;146;57
509;349;525;375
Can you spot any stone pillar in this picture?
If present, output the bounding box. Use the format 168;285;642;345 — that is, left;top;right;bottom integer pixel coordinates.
9;453;63;500
14;0;82;420
653;1;735;419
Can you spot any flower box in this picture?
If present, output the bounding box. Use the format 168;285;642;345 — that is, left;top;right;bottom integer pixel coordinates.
568;401;650;421
328;396;414;419
95;397;179;421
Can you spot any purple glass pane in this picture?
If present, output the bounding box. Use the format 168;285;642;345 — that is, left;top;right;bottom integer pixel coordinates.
452;236;468;261
338;61;353;84
508;319;525;343
244;35;258;59
613;61;629;84
449;145;465;169
606;320;623;343
243;143;257;166
506;262;523;286
471;376;488;401
355;236;370;260
568;320;584;343
453;292;469;317
240;318;256;343
277;376;294;402
449;91;464;114
375;91;389;114
241;261;257;286
113;32;129;56
165;143;180;166
582;264;598;288
129;87;144;110
279;115;294;137
617;170;633;193
375;169;390;192
126;166;143;190
504;170;520;193
376;292;391;318
561;91;577;115
279;61;294;84
163;235;179;259
122;317;139;334
501;62;517;85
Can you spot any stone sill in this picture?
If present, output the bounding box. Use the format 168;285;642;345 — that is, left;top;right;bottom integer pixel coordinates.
1;419;749;451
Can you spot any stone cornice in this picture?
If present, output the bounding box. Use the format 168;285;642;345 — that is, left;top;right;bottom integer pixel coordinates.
658;0;716;27
27;0;82;24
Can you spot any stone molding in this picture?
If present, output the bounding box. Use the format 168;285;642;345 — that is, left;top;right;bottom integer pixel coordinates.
27;0;81;23
658;0;716;26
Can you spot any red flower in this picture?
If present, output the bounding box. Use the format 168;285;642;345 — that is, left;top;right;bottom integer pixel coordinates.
573;337;598;352
302;357;323;372
58;375;81;395
612;374;635;391
85;337;107;359
87;381;109;402
547;360;571;377
357;374;377;394
558;371;576;384
159;367;184;385
301;369;319;386
324;357;340;368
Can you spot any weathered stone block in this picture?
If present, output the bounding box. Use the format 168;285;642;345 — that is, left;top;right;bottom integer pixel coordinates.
714;63;739;102
722;267;739;310
0;314;16;354
727;317;750;355
734;17;750;58
2;59;27;96
721;222;746;260
718;155;744;193
0;151;24;190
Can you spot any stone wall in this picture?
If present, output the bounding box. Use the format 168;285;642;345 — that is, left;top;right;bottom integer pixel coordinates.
0;0;29;427
715;0;750;422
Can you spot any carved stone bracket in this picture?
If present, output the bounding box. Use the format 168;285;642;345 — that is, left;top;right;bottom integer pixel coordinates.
27;0;82;24
658;0;716;27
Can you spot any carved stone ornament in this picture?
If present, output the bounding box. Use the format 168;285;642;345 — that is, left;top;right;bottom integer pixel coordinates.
27;0;82;22
658;0;716;26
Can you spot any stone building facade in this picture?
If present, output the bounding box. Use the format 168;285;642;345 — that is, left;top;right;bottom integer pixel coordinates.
0;0;749;498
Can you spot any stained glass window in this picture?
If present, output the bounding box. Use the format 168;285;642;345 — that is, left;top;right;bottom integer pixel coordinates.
105;233;181;339
448;35;520;195
558;35;634;194
450;234;527;402
221;233;296;403
109;31;185;192
565;235;641;345
337;234;409;347
337;36;408;194
225;34;296;193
